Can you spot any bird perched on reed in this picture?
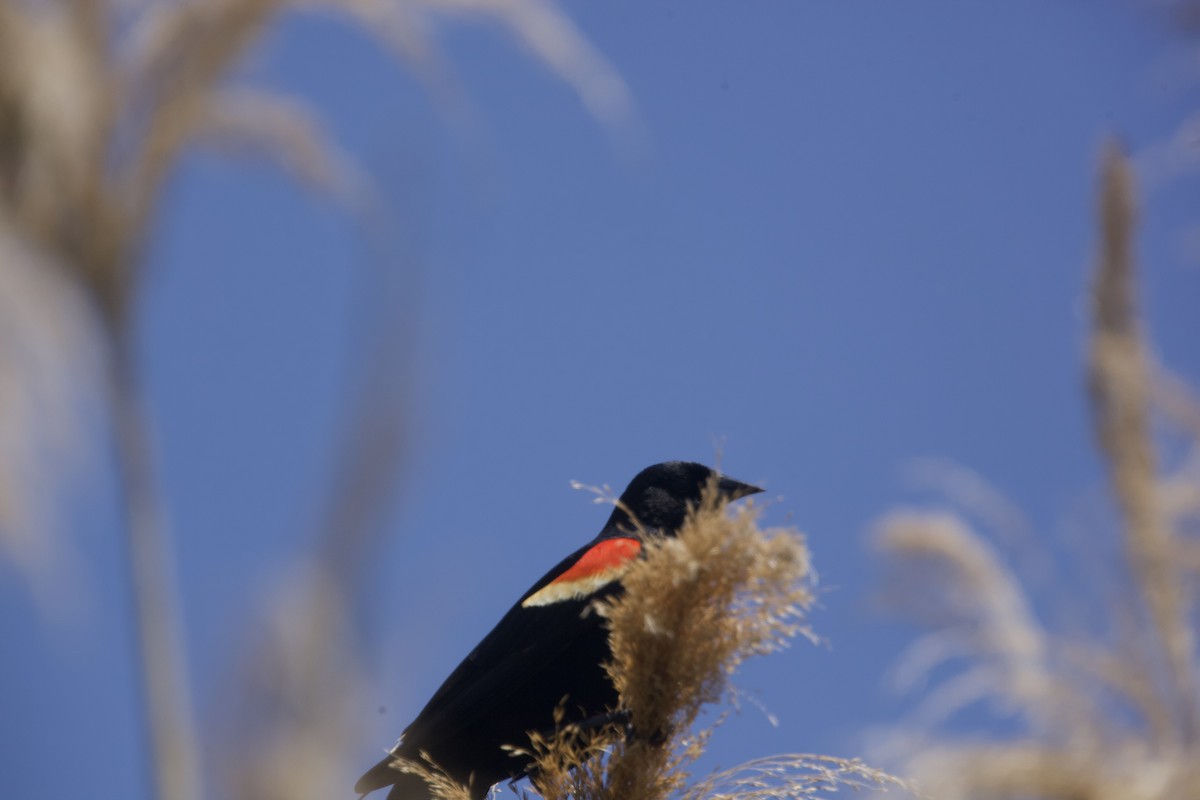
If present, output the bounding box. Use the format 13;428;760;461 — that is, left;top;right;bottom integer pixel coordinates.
356;461;762;800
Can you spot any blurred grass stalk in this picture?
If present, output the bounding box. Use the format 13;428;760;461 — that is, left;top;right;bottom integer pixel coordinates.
1089;144;1198;742
874;145;1200;798
0;2;627;800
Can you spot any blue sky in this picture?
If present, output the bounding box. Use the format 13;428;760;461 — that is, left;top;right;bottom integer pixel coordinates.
3;1;1199;798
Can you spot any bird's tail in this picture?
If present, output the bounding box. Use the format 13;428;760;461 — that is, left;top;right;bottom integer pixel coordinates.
355;753;434;800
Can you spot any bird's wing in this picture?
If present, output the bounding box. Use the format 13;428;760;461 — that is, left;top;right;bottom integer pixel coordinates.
399;535;641;745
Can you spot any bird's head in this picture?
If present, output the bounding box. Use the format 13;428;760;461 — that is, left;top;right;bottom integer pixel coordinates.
606;461;762;535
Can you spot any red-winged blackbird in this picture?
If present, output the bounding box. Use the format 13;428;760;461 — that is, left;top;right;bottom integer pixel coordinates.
356;461;762;800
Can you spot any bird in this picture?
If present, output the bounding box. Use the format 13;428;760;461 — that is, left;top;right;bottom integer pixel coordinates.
355;460;763;800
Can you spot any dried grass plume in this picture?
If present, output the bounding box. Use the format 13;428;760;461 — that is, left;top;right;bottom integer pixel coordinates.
517;482;903;800
872;145;1200;800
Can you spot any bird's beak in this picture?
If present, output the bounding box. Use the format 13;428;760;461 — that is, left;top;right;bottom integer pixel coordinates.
717;475;764;501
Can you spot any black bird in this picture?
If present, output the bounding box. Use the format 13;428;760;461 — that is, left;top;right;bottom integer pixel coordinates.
356;461;763;800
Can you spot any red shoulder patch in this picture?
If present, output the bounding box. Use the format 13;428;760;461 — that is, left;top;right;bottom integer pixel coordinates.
522;537;642;608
